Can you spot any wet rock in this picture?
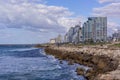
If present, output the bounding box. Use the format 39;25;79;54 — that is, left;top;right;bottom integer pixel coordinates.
76;67;84;75
84;69;97;80
68;60;74;65
59;60;63;64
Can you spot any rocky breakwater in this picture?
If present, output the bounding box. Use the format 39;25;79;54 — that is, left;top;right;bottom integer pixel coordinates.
44;46;119;80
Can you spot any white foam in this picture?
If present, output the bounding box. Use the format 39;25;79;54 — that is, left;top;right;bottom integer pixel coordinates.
9;48;38;52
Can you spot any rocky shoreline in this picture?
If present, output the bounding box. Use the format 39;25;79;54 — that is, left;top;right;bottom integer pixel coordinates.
44;45;119;80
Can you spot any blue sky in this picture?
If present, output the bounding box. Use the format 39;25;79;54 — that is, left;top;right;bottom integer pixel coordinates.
0;0;119;44
46;0;99;16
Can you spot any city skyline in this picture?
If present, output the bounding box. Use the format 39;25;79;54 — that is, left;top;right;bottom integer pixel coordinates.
0;0;119;44
60;17;108;44
82;17;107;42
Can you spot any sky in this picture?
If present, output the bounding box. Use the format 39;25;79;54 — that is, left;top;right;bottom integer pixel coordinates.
0;0;120;44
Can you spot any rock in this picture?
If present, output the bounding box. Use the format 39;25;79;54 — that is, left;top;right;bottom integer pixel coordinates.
85;69;94;77
97;59;107;70
44;46;119;80
59;60;63;64
68;60;74;65
76;67;84;75
91;56;99;64
84;69;96;80
96;74;115;80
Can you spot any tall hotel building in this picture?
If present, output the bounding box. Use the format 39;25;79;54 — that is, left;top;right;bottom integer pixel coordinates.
82;17;107;42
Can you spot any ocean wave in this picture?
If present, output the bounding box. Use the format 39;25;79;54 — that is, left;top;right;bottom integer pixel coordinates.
8;48;38;52
0;46;85;80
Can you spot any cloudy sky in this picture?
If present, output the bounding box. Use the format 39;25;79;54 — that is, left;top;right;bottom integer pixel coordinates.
0;0;119;44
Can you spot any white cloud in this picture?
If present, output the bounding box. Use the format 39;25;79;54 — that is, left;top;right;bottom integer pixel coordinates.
107;21;120;35
0;0;81;34
58;17;82;30
99;0;120;3
93;3;120;17
58;16;86;31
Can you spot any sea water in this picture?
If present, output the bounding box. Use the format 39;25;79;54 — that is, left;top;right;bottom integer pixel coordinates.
0;45;86;80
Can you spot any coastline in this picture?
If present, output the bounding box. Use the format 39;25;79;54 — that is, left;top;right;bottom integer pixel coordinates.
43;44;120;80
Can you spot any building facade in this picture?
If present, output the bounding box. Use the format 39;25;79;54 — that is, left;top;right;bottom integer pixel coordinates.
49;39;56;44
72;25;82;44
112;30;120;41
64;24;82;44
55;34;63;43
82;17;107;42
49;35;63;44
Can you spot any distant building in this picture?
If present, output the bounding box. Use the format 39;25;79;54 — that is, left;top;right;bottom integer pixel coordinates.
72;25;82;44
67;27;74;43
82;17;107;42
50;39;56;44
64;33;68;43
64;23;82;44
56;34;62;43
50;35;63;44
112;29;120;41
107;36;113;42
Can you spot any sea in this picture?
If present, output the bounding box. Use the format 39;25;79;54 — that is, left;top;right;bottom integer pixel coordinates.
0;45;86;80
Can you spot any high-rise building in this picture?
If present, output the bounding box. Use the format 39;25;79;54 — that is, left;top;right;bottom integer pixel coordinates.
82;17;107;42
112;29;120;41
64;24;82;44
72;25;82;44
